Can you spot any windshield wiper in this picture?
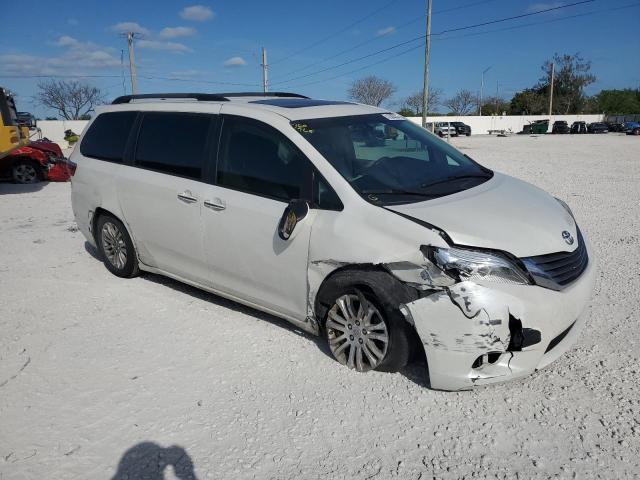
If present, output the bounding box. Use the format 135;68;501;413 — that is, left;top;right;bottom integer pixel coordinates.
361;188;439;199
420;173;492;189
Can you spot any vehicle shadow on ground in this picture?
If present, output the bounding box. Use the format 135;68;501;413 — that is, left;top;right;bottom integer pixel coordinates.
0;181;48;194
84;241;431;389
111;442;198;480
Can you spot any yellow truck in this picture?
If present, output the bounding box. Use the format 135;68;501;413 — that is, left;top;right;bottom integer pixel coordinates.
0;87;30;158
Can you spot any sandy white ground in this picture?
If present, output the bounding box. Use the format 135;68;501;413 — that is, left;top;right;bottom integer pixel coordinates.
1;134;639;479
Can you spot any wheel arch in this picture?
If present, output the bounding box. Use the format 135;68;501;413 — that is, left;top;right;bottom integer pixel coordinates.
313;263;421;328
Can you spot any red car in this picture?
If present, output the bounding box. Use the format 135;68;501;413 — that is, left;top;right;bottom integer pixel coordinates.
0;139;73;183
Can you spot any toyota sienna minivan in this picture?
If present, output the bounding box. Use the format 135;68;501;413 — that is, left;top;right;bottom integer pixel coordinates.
70;92;595;390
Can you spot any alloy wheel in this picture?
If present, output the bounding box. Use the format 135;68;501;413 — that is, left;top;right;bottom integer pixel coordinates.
14;164;38;184
326;292;389;372
101;222;128;270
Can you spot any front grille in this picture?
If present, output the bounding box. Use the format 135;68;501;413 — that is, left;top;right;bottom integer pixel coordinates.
521;229;588;290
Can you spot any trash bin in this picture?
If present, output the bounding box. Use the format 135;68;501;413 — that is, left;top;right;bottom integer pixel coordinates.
530;120;549;134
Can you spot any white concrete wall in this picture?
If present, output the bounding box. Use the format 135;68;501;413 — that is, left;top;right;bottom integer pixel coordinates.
407;114;604;135
32;120;90;147
32;114;605;146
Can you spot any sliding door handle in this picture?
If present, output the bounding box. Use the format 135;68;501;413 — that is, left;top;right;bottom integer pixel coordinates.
204;199;226;211
177;191;198;203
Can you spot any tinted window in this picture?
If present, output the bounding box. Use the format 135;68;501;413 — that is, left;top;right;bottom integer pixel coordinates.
313;172;343;211
217;116;309;201
81;111;137;162
135;112;211;180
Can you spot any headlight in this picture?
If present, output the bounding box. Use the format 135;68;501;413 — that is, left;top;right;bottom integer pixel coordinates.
425;246;531;285
555;197;574;219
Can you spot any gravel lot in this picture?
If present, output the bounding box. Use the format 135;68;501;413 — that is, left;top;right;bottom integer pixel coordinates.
1;134;639;479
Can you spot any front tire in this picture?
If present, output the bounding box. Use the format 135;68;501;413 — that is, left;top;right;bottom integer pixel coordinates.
96;214;139;278
12;160;42;184
325;289;410;373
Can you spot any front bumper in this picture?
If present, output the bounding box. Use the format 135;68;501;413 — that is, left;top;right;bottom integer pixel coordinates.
402;242;596;391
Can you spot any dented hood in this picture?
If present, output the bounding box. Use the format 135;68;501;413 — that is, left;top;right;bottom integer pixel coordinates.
387;172;577;257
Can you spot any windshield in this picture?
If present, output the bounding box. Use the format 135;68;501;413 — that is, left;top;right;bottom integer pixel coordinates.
291;113;492;205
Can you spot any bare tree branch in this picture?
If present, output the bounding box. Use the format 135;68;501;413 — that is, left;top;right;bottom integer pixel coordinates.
443;89;478;115
402;88;442;115
36;80;105;120
348;75;397;107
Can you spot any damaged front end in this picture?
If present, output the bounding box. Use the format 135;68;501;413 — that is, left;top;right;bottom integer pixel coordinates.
386;245;559;390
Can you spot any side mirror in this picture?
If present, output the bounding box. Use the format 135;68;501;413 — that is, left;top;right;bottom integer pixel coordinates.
278;199;309;240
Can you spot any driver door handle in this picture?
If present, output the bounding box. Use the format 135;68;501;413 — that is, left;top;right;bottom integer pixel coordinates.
204;198;226;211
177;191;198;203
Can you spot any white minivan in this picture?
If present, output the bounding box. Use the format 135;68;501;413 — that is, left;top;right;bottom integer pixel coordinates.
70;92;595;390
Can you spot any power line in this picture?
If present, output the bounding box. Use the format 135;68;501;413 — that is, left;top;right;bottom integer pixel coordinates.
272;0;499;81
273;0;595;86
286;0;635;90
270;0;399;66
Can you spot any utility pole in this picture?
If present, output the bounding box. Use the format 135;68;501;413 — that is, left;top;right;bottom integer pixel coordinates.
421;0;432;129
479;66;491;116
127;32;138;95
548;61;555;116
261;47;269;93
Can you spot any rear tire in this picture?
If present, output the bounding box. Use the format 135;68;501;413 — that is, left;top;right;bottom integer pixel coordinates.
324;288;410;373
12;160;42;184
96;214;140;278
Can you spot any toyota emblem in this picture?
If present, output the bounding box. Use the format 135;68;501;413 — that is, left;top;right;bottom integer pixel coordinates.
562;230;574;245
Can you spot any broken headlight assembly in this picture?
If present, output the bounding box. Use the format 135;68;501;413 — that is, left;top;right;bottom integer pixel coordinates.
424;246;531;285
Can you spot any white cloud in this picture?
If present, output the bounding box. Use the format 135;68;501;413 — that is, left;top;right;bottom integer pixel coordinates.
159;26;196;39
180;5;214;21
110;22;150;35
137;40;192;54
376;26;396;36
223;56;247;67
56;35;80;47
527;2;564;13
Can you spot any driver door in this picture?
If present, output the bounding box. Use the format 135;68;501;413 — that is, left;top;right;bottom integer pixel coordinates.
202;114;314;320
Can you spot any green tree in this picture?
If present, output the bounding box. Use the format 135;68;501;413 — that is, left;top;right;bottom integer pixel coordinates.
538;53;596;114
591;89;640;114
397;107;415;117
509;88;547;115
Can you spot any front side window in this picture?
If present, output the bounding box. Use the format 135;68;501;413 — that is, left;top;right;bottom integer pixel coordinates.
217;116;310;202
81;111;137;162
134;112;211;180
292;114;492;205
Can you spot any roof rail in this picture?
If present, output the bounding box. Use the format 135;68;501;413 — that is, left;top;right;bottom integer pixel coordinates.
112;93;229;104
218;92;309;99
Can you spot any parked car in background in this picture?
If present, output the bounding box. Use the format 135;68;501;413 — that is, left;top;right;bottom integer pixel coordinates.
623;121;640;135
17;112;36;129
552;121;570;134
587;122;608;134
451;121;471;136
570;121;588;134
70;91;595;391
426;122;457;138
606;122;625;132
0;139;73;183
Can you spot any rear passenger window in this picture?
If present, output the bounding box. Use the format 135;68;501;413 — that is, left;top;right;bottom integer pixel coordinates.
217;116;309;201
134;112;211;180
80;111;137;162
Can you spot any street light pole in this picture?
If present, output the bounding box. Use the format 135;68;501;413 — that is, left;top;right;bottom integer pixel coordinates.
479;66;491;116
421;0;432;129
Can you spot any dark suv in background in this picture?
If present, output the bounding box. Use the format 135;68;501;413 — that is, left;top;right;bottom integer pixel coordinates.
552;121;570;134
450;121;471;136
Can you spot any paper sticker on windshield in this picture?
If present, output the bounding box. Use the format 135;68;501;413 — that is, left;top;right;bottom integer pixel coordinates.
382;112;404;120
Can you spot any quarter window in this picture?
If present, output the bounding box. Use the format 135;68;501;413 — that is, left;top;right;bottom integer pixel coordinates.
217;116;309;201
134;112;211;180
80;111;137;162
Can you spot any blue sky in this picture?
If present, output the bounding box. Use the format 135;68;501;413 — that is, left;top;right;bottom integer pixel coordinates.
1;0;639;117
